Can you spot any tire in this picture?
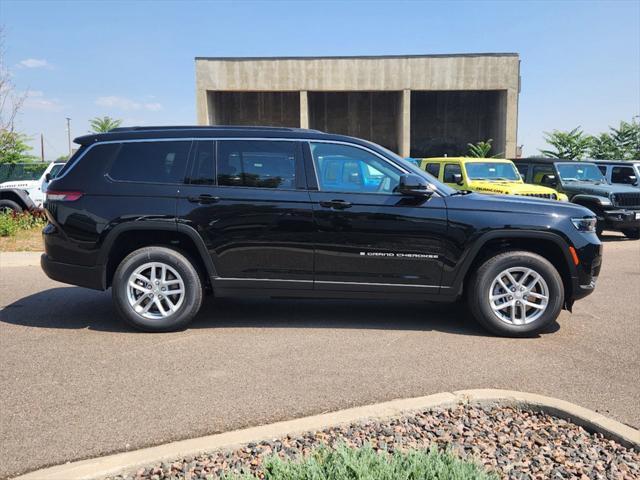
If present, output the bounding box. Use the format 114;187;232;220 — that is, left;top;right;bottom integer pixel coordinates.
0;199;23;214
622;228;640;240
112;246;203;332
466;251;564;337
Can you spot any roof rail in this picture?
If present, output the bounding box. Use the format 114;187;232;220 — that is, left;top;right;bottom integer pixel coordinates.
109;125;321;133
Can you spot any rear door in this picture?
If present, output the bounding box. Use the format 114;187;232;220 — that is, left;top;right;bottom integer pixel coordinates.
177;139;315;290
306;141;447;294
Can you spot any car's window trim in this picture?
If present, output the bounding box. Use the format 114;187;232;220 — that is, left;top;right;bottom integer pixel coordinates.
54;137;441;196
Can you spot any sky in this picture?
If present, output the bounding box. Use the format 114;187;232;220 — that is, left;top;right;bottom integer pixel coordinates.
2;0;639;160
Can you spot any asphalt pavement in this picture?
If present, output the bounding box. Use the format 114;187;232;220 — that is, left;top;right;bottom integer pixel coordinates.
1;236;638;478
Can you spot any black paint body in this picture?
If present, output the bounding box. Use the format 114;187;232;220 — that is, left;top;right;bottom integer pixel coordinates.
41;127;602;307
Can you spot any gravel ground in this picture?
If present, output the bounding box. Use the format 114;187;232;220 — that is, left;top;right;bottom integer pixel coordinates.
106;405;639;480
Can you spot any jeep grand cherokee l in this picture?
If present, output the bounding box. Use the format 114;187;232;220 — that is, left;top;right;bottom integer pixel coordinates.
42;126;602;337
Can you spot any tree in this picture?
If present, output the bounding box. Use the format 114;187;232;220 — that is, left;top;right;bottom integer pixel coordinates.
56;154;69;162
0;131;37;163
539;127;592;159
0;27;34;164
589;119;640;160
89;116;123;133
467;139;502;158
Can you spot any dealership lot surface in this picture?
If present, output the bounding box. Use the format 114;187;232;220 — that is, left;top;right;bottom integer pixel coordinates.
1;237;638;478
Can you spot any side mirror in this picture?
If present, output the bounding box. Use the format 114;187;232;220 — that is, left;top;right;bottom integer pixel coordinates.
452;173;464;185
540;174;558;187
45;173;52;183
626;175;637;185
398;174;433;197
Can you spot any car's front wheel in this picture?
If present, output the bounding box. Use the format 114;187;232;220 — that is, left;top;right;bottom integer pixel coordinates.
112;246;203;332
467;251;564;337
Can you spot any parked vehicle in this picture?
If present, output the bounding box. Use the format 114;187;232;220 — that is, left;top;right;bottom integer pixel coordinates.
592;160;639;188
42;126;602;337
513;157;640;239
0;162;66;212
419;157;567;200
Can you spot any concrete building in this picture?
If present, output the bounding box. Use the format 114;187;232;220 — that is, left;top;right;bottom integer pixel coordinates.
195;53;520;158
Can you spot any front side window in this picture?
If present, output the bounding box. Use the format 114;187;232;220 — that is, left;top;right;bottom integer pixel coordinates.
515;163;529;179
611;166;636;184
443;163;462;183
556;163;605;183
465;162;520;181
310;143;401;194
217;140;299;189
425;163;441;178
109;141;190;183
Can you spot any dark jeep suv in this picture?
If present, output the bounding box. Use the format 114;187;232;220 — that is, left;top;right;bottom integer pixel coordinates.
513;157;640;239
42;127;602;336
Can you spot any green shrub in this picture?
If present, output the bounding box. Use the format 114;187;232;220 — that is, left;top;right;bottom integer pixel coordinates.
225;444;496;480
0;211;47;237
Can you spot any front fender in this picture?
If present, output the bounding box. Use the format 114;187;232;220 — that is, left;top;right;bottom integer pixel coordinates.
0;188;36;210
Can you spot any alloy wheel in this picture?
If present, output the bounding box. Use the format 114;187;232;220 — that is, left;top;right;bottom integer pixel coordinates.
489;267;549;325
126;262;185;319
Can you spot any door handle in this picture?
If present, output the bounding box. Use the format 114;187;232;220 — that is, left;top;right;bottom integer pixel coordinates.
187;194;220;204
319;199;352;210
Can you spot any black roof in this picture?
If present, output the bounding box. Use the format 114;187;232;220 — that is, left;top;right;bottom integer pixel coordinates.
511;157;594;164
589;159;639;164
74;125;341;146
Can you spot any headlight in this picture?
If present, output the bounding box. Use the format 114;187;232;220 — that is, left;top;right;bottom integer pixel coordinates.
571;217;597;232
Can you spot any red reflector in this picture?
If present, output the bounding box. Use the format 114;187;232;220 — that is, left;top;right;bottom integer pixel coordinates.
569;246;580;266
46;190;83;201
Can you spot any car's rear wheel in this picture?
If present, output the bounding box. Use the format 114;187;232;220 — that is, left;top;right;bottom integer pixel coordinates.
112;246;203;332
467;251;564;337
622;228;640;240
0;199;23;214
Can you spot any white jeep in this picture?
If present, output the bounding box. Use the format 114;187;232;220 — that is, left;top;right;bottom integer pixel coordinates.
0;162;66;212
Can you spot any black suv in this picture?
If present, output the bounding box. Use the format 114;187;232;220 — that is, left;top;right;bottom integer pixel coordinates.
42;127;602;337
513;157;640;239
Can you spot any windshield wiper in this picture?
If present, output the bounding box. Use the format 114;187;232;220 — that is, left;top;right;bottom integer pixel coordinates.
450;190;473;196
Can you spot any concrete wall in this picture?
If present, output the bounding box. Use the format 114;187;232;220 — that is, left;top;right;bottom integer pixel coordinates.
195;54;520;157
208;91;299;127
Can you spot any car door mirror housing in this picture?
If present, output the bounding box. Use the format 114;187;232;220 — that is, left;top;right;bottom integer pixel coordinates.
398;174;433;197
45;173;52;183
452;173;464;185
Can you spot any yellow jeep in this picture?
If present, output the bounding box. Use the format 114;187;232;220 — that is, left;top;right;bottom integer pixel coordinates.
419;157;567;201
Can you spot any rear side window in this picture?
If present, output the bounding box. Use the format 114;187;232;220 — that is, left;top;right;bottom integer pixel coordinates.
217;140;300;189
611;166;635;184
109;141;190;183
597;165;607;175
515;163;528;179
532;165;555;184
425;163;440;178
443;163;462;183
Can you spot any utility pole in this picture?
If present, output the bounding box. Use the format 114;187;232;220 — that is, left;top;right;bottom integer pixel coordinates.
40;133;45;162
66;117;72;156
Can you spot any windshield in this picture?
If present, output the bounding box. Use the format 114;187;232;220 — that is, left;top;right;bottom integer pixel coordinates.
557;163;606;183
465;162;520;181
372;143;457;195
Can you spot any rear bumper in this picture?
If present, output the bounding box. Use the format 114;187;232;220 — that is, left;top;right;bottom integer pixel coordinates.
602;209;640;230
41;254;105;290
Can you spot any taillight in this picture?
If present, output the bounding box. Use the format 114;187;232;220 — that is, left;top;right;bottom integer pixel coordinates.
46;190;83;201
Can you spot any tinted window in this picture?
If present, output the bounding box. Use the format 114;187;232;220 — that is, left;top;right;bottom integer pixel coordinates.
515;163;529;179
532;165;555;184
217;140;299;189
109;141;190;183
189;141;215;185
310;142;401;194
597;165;607;175
443;163;462;183
611;166;636;184
426;163;440;177
48;164;65;178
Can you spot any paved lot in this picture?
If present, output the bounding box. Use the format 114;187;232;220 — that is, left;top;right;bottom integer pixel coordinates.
1;237;639;478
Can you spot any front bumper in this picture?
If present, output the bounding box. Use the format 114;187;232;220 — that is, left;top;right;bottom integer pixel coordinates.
41;254;105;291
570;241;603;302
601;209;640;230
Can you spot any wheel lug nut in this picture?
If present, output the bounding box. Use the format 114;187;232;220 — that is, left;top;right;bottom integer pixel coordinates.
511;288;516;292
508;296;513;300
161;287;166;291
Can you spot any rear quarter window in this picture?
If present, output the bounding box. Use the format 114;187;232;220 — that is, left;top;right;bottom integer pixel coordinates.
108;141;191;184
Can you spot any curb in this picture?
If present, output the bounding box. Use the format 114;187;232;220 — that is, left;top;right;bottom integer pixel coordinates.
13;389;640;480
0;251;43;268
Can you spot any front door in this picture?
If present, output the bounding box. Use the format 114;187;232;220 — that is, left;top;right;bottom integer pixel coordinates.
177;139;315;290
307;141;448;294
